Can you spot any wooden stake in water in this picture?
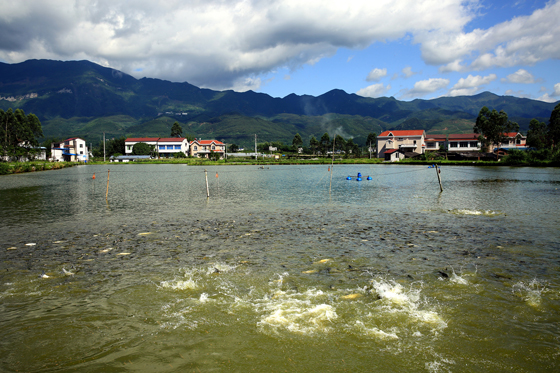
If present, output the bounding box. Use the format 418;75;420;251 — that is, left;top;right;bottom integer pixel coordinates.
106;169;110;199
329;137;335;193
435;165;443;192
205;169;210;198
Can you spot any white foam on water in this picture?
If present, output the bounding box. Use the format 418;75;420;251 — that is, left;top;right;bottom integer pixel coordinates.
370;279;447;331
205;263;237;275
449;272;468;285
451;209;501;216
372;280;418;306
425;356;455;373
256;287;337;335
160;279;198;290
512;279;546;308
199;293;210;303
355;320;399;340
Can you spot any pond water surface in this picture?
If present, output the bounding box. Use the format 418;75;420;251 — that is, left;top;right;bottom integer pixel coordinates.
1;164;559;372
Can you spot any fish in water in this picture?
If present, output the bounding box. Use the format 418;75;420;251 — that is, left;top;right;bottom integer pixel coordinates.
62;268;74;276
39;271;49;279
341;294;363;300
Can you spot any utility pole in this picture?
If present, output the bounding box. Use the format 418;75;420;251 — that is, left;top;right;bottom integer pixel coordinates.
103;132;106;162
254;134;257;161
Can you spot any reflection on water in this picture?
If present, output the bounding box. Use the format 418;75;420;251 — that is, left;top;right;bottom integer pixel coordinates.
1;165;559;372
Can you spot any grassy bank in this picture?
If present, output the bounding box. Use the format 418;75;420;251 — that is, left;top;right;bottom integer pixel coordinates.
0;161;79;175
86;156;560;167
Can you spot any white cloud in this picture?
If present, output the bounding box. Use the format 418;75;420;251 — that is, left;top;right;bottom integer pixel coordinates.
447;73;496;96
553;83;560;97
447;87;478;97
1;0;557;95
366;68;387;82
402;66;417;78
504;89;531;98
536;93;557;103
453;74;497;89
502;69;535;84
0;0;477;91
402;78;449;98
356;83;391;98
419;1;560;72
232;77;263;92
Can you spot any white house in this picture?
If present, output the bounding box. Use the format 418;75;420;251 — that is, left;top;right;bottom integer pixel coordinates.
189;139;226;158
424;133;481;152
51;137;89;162
125;137;189;158
377;130;426;158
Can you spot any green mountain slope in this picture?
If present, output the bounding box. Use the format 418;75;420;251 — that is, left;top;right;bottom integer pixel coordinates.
1;59;558;147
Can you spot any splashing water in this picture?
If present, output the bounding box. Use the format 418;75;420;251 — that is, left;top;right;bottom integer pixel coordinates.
513;279;546;307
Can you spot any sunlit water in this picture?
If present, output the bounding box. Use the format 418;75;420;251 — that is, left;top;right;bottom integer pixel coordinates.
1;164;559;372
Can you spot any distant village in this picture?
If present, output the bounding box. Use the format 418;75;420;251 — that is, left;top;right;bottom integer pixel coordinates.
48;137;227;163
45;130;527;163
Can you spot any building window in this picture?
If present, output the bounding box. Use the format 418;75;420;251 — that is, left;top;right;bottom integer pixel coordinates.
167;145;173;149
79;144;83;148
398;138;404;141
470;142;478;147
80;151;83;154
427;142;436;148
194;146;198;150
159;145;165;150
460;142;469;148
516;139;521;144
127;145;132;150
211;145;215;150
449;142;458;148
174;145;181;150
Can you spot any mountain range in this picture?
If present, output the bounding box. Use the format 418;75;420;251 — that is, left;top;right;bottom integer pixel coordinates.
0;59;557;147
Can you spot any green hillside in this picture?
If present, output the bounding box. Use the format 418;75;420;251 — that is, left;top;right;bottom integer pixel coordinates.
1;59;558;147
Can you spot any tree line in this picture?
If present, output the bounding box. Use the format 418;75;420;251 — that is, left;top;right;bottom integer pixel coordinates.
230;132;378;157
3;104;560;163
0;108;44;161
474;102;560;163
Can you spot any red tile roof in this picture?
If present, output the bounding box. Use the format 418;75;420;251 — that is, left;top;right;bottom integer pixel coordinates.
384;149;398;154
504;132;521;138
125;137;186;143
425;134;447;140
447;134;479;140
379;130;425;137
157;138;187;142
190;140;225;145
125;137;160;142
64;137;84;142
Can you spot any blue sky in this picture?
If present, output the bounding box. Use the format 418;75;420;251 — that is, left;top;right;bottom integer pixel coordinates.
0;0;559;102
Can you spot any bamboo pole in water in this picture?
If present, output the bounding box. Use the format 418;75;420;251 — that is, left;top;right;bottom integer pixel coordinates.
329;137;335;193
105;169;110;199
435;165;443;192
205;169;210;198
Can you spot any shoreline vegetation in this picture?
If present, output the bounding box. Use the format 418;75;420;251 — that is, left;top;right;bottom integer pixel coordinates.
0;161;79;175
2;156;560;175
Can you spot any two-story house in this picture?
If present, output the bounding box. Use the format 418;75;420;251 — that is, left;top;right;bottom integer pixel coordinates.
377;130;426;158
496;132;527;150
189;140;226;158
125;137;189;158
51;137;89;162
